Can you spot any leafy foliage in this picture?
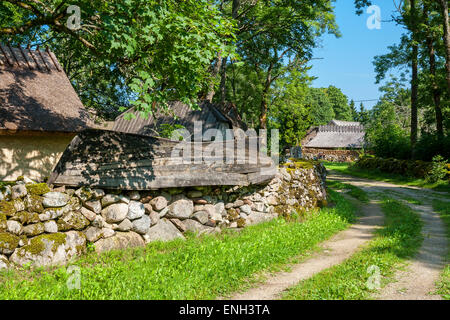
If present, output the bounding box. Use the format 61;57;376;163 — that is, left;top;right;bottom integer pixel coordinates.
0;0;236;117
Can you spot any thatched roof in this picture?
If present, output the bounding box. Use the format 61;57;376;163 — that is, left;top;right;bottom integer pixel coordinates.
0;44;96;133
303;121;365;149
113;101;246;138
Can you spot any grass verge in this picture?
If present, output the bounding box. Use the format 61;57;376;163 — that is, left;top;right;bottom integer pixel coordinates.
327;180;369;203
433;200;450;300
324;162;450;193
0;190;356;300
282;198;423;300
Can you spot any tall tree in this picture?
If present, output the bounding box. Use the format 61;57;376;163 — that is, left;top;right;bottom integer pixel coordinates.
350;99;358;121
307;88;335;125
218;0;339;129
438;0;450;93
409;0;419;157
422;0;444;140
325;85;353;121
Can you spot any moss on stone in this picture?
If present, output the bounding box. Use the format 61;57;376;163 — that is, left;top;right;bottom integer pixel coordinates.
26;183;51;196
236;218;246;228
20;233;67;256
11;211;40;225
0;232;20;252
0;201;16;217
23;223;45;237
57;211;89;231
227;208;239;222
25;194;44;213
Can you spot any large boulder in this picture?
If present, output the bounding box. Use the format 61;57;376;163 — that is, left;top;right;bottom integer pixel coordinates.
127;201;145;220
42;192;69;208
57;211;90;231
24;195;44;213
116;219;133;232
39;206;70;222
84;200;102;214
101;194;129;207
131;215;151;235
6;220;23;235
245;212;277;226
0;254;8;270
11;184;27;200
94;231;144;254
84;226;104;242
167;199;193;219
11;211;40;225
182;219;213;234
9;231;86;267
23;223;45;237
145;219;185;243
0;232;20;255
101;203;128;223
150;196;168;211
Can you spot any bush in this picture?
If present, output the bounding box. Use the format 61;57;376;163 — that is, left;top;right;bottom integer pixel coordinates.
426;155;448;183
355;155;440;179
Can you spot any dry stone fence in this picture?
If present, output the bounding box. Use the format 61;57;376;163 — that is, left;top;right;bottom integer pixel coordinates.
0;160;327;270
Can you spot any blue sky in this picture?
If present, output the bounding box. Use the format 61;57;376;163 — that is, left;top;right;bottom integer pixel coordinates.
309;0;407;109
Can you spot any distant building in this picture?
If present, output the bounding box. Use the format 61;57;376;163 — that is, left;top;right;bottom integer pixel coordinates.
0;45;99;181
301;120;366;162
113;101;246;140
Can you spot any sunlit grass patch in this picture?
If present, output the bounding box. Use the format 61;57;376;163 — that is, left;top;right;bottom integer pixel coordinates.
433;200;450;300
283;198;423;300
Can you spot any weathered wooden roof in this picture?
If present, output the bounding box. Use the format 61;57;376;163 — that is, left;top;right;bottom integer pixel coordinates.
113;101;242;138
329;120;361;127
303;123;365;149
49;129;276;190
0;44;96;132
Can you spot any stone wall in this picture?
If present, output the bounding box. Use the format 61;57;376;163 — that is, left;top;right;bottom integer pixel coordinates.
0;161;327;270
302;148;360;163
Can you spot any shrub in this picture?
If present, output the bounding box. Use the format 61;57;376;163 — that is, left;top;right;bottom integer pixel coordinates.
426;155;448;183
355;156;436;179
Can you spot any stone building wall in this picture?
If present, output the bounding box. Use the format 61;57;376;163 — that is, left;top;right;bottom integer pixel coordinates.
0;161;327;270
302;148;360;163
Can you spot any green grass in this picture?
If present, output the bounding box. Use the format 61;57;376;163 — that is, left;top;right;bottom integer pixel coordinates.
0;190;356;300
282;198;423;300
323;162;450;193
327;180;369;203
433;200;450;300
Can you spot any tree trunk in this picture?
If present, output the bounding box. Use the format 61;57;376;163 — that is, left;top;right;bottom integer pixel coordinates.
205;53;223;102
410;0;418;159
424;4;444;140
219;56;228;106
439;0;450;93
259;63;274;129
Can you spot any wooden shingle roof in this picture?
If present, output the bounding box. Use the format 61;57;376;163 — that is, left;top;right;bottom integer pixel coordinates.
0;44;96;133
303;121;365;149
113;101;247;138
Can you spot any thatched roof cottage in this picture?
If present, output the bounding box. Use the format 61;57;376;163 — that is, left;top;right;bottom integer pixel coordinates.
301;120;366;162
0;45;98;181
